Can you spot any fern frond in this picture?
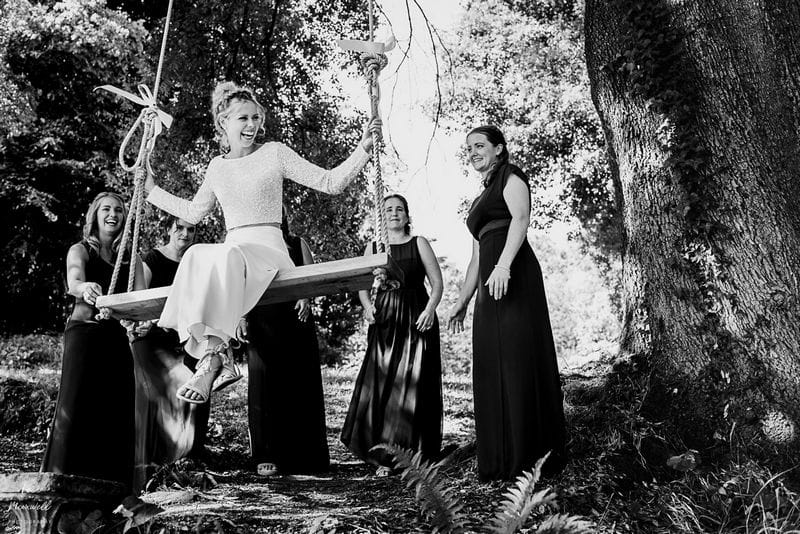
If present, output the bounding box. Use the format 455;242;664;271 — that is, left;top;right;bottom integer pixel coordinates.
534;513;594;534
488;453;556;534
376;444;470;534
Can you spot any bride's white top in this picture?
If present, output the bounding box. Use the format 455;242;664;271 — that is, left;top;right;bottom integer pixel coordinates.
147;142;370;229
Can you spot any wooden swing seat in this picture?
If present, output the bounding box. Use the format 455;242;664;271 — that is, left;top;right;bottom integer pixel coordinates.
95;253;399;321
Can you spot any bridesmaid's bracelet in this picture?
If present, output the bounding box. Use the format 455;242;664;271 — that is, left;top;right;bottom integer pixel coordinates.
494;264;511;273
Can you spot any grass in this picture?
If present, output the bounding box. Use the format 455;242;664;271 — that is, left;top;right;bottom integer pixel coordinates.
2;330;800;533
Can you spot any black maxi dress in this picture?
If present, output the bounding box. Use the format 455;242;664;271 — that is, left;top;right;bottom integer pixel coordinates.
42;242;135;490
341;237;443;465
130;249;210;491
246;234;330;473
465;164;566;481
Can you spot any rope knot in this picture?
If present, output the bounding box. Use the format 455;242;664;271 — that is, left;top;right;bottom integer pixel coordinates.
360;52;388;77
141;105;161;124
93;83;172;316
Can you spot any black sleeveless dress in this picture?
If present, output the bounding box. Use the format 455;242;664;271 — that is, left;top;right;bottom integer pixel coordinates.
341;237;443;465
129;249;209;491
42;242;135;489
465;164;566;480
246;234;330;473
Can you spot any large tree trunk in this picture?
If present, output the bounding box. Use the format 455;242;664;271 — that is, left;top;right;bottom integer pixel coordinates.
584;0;800;448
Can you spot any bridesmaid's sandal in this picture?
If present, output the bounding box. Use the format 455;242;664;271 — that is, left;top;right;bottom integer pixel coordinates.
256;463;279;477
176;349;223;404
212;346;242;393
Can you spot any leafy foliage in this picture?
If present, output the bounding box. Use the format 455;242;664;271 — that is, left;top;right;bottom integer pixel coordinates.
57;508;104;534
144;458;217;493
0;335;60;439
383;444;592;533
488;454;556;533
380;444;470;533
441;0;623;361
443;0;621;263
0;376;56;439
0;0;149;333
661;460;800;533
534;514;595;534
114;495;165;533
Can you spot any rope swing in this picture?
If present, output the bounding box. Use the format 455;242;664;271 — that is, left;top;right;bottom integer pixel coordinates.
338;0;398;297
94;0;176;320
94;0;401;321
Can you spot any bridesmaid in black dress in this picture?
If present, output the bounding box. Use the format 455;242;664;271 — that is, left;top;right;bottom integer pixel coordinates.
342;194;444;476
246;211;329;476
129;217;210;491
42;192;143;490
448;125;566;481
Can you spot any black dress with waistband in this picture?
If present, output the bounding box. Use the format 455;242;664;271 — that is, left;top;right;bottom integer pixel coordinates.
129;248;210;491
465;163;566;481
42;241;135;489
246;234;330;473
341;237;443;466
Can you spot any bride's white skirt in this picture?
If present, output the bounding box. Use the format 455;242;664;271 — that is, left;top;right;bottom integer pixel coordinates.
157;226;294;358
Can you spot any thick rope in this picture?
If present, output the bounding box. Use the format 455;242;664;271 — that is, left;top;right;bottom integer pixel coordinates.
98;115;156;320
359;51;401;301
361;52;390;254
97;0;174;320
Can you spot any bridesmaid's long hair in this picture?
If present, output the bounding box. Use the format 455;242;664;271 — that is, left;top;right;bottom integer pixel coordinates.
82;191;128;257
467;125;509;186
384;193;412;235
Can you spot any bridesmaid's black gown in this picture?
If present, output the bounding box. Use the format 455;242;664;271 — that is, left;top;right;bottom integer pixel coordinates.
42;242;135;490
465;164;566;481
341;237;443;466
130;249;210;491
246;235;330;473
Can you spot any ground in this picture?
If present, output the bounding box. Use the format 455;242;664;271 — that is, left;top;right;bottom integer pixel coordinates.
3;334;799;533
1;335;577;533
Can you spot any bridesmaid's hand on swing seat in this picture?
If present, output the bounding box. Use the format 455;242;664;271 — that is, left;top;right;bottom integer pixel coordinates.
296;298;311;322
121;319;153;342
235;317;248;342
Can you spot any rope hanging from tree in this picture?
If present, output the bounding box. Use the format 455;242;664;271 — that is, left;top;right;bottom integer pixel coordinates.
338;0;398;297
94;0;398;320
94;0;176;320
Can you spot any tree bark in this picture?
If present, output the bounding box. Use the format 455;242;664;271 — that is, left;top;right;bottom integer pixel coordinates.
585;0;800;448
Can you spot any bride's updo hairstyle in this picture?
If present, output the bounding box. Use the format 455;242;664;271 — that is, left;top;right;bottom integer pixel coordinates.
211;81;265;150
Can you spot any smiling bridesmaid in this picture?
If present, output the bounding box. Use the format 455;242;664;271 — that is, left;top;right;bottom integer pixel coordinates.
342;194;444;477
448;125;566;481
42;192;144;490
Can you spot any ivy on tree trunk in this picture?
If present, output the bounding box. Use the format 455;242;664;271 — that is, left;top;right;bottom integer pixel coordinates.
585;0;800;450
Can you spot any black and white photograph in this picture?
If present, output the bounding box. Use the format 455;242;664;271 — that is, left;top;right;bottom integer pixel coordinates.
1;0;799;532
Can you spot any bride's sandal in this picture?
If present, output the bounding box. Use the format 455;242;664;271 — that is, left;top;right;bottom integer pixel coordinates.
212;345;242;392
177;349;223;404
